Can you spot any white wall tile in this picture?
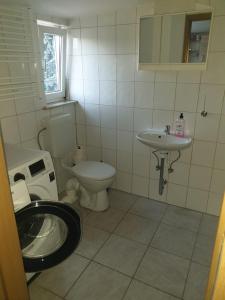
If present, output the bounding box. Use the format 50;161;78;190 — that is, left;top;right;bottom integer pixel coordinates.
68;29;81;55
153;110;174;129
117;81;134;107
81;28;98;55
177;71;201;84
191;140;216;167
117;150;132;172
175;84;199;113
189;165;212;190
69;79;84;101
102;148;116;167
132;175;149;197
83;55;99;80
133;154;150;178
135;69;155;82
100;81;116;105
210;16;225;52
117;107;133;131
154;83;176;110
198;84;225;114
117;130;133;151
155;71;177;83
116;171;132;193
195;114;220;142
116;24;136;54
186;188;208;212
134;108;153;131
214;143;225;169
69;56;83;80
75;102;86;124
98;13;116;26
201;52;225;84
80;15;97;27
207;192;223;216
15;98;35;114
117;55;135;81
167;183;187;207
0;101;16;118
100;105;116;129
85;103;100;126
86;126;101;147
133;133;150;156
218;115;225;142
210;169;225;193
99;55;116;80
168;162;190;186
84;80;99;104
101;128;116;149
98;26;116;54
1;116;20;144
87;146;101;161
214;0;225;15
134;82;154;109
149;179;167;203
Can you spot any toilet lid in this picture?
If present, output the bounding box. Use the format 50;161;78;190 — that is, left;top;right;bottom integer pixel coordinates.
72;161;116;181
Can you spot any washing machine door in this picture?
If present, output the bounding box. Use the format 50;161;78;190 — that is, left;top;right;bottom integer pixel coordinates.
15;201;81;273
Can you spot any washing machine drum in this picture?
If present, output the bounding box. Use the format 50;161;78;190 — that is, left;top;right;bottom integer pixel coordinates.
15;200;81;273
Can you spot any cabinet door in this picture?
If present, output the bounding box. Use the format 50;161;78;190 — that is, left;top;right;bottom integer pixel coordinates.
205;193;225;300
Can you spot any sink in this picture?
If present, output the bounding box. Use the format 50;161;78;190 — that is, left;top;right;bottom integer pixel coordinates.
136;129;192;151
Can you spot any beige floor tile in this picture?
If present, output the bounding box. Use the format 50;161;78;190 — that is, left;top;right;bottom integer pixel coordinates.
29;283;63;300
94;234;147;276
84;207;125;232
76;225;110;258
130;197;167;221
109;189;138;211
115;213;159;244
123;280;179;300
135;248;189;298
192;234;214;266
199;214;218;237
151;223;196;259
183;262;209;300
34;253;89;297
162;206;202;232
65;262;131;300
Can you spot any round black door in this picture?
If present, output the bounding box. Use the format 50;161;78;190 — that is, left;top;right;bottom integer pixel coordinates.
15;201;81;273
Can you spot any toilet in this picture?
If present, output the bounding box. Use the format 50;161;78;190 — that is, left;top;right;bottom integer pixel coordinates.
45;113;116;211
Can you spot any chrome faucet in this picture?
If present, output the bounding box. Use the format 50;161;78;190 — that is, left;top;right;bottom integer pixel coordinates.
165;125;171;135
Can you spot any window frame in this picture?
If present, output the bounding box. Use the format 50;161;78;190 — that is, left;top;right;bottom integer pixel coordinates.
38;25;66;103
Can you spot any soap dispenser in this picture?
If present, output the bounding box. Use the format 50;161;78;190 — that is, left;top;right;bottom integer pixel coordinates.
175;113;185;137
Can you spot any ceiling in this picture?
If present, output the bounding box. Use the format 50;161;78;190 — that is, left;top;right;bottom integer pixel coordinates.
30;0;151;19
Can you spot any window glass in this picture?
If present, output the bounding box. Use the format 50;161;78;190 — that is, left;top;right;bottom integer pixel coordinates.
43;33;62;94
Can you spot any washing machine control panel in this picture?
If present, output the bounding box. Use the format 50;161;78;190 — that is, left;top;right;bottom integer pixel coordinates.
8;153;54;185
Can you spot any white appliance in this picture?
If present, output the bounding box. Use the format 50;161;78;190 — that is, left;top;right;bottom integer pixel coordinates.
5;144;81;280
45;113;116;212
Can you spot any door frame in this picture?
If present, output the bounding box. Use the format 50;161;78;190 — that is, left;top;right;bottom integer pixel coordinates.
0;135;29;300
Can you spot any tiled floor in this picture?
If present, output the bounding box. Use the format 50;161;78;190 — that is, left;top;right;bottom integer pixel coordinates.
29;189;218;300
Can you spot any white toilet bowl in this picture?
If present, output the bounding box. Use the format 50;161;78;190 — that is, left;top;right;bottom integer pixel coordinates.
64;160;116;211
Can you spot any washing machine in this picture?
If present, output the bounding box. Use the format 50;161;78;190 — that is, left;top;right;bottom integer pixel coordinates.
4;143;81;280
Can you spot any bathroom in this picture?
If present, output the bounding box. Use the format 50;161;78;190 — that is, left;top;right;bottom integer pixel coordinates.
0;0;225;299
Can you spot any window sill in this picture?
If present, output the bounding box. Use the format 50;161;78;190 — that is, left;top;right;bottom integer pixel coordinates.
42;100;77;110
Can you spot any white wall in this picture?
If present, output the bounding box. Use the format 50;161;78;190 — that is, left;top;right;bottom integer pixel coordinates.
67;0;225;216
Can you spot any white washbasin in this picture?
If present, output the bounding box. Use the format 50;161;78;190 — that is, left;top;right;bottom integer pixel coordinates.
136;129;192;151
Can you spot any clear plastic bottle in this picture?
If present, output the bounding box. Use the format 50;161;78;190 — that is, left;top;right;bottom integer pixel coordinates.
175;113;185;137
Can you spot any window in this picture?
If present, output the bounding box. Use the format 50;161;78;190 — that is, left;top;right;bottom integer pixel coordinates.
38;25;66;102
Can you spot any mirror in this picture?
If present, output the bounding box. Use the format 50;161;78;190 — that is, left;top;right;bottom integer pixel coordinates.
139;12;212;65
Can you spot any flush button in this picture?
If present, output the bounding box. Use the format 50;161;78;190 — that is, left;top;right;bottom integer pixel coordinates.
49;172;55;182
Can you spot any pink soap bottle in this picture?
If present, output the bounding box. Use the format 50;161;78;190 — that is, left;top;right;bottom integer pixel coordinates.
175;113;185;137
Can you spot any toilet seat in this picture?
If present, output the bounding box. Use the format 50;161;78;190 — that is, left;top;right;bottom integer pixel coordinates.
72;161;115;181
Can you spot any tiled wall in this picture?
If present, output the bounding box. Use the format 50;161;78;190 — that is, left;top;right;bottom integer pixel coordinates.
0;8;75;192
67;0;225;216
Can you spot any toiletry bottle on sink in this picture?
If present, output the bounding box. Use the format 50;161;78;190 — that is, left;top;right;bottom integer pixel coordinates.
175;113;185;137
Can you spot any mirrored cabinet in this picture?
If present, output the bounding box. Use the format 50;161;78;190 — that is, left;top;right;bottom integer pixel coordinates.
139;11;212;70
